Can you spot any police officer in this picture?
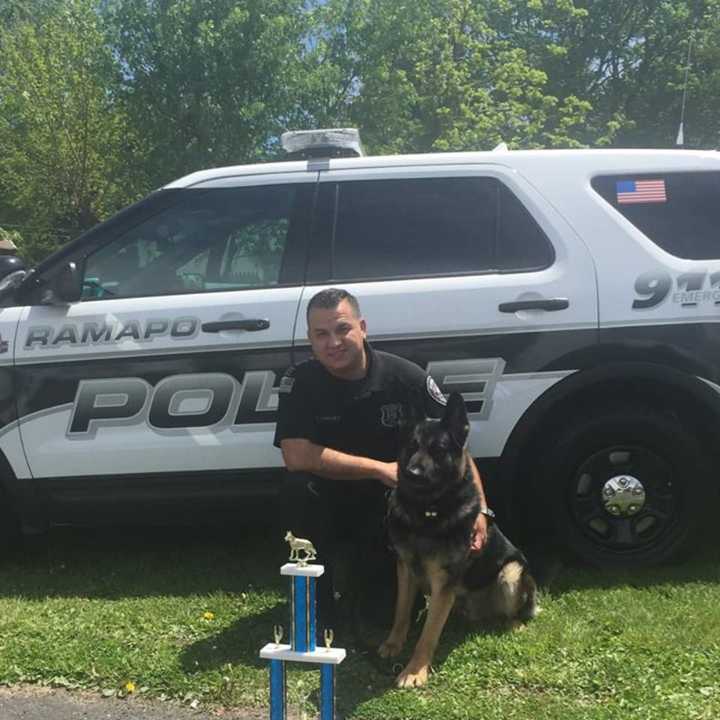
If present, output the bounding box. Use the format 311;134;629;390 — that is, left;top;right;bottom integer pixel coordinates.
274;287;490;627
0;235;25;282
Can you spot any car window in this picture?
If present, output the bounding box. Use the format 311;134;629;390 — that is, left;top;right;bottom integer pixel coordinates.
497;184;555;272
591;172;720;260
81;185;301;300
316;176;553;282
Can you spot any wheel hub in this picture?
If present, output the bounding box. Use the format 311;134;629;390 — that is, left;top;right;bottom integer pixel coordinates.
601;474;646;517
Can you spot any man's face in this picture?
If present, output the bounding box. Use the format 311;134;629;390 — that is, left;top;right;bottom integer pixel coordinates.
307;299;368;379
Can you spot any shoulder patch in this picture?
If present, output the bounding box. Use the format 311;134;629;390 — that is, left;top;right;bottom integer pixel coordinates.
426;375;447;406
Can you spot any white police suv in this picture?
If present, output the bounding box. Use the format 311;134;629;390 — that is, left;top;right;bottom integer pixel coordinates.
0;128;718;567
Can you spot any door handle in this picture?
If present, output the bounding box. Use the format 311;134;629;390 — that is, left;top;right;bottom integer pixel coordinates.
498;298;569;313
201;319;270;332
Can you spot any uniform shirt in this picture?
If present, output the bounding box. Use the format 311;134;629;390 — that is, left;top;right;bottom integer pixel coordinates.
273;341;447;462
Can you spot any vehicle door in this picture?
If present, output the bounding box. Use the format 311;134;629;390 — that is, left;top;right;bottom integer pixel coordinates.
13;172;316;521
300;165;598;459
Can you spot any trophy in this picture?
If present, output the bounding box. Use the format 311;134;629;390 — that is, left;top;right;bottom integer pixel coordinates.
259;533;346;720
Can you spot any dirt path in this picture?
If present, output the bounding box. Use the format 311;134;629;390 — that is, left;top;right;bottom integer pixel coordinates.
0;686;265;720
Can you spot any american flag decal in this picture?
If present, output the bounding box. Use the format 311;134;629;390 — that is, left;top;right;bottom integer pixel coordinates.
616;179;667;204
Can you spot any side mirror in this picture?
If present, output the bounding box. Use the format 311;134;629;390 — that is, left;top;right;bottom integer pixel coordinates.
51;262;82;303
0;255;26;282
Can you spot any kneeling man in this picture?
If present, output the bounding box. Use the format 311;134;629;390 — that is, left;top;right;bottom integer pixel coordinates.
274;288;490;630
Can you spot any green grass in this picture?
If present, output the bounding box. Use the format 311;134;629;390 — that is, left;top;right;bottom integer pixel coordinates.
0;523;718;719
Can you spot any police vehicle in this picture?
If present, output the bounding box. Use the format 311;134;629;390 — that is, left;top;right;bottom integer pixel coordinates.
0;128;718;567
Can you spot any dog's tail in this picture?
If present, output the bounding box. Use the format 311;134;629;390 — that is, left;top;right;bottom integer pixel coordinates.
517;568;539;621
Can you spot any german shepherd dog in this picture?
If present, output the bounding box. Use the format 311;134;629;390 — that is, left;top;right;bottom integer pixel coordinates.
380;392;538;687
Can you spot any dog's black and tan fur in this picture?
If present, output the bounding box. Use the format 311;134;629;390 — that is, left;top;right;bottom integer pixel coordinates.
380;392;538;687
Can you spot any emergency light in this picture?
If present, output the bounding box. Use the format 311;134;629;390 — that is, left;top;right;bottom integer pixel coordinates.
281;128;364;159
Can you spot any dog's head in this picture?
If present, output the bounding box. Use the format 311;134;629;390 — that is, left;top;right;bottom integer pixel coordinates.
398;392;470;495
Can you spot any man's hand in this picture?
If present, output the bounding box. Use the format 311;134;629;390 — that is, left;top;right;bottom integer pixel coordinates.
470;512;488;553
375;461;399;489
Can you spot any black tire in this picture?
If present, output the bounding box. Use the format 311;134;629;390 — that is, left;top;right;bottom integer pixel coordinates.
539;406;711;567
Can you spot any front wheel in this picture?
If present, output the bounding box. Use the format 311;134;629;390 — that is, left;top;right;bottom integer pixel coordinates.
540;407;711;567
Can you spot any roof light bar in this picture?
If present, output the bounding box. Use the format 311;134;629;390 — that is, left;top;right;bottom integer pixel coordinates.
281;128;364;159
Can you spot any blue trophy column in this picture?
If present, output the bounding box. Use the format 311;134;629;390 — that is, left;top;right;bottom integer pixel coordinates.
290;574;316;652
269;659;286;720
320;664;336;720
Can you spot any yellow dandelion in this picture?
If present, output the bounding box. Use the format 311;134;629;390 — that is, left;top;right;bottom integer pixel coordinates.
124;681;136;694
203;611;215;621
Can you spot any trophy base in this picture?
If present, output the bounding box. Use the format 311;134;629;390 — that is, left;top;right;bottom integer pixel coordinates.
260;643;346;665
280;563;325;577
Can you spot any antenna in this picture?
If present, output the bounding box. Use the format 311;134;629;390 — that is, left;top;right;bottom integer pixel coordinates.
676;30;694;147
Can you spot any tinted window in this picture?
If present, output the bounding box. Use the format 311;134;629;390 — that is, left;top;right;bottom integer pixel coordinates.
81;185;304;299
591;172;720;260
497;184;555;272
322;177;552;282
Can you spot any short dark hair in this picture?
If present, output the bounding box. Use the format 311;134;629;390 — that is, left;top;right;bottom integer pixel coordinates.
306;288;361;323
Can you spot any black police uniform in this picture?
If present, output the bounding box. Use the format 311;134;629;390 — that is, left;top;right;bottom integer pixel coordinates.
273;340;447;629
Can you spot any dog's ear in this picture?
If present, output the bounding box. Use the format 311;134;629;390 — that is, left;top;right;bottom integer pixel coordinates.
443;392;469;449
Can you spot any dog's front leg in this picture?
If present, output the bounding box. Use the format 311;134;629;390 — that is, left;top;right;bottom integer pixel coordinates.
396;564;456;688
379;557;418;658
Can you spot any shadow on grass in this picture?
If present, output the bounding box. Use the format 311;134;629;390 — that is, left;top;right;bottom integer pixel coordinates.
0;518;293;600
181;604;285;673
550;545;720;595
522;524;720;598
0;519;716;602
327;600;520;717
179;578;407;717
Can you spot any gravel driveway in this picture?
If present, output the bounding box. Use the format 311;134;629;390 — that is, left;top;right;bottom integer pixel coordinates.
0;687;264;720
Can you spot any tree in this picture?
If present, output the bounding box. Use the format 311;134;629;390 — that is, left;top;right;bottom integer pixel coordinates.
499;0;711;147
682;0;720;148
303;0;591;154
0;0;140;263
103;0;316;188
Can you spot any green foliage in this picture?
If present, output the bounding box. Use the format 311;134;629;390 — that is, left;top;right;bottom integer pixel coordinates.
505;0;713;147
308;0;591;152
104;0;315;187
1;0;719;265
0;227;22;247
0;0;142;262
686;0;720;149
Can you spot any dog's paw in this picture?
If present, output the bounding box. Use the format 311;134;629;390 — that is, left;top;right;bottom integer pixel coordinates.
395;663;430;688
378;636;404;658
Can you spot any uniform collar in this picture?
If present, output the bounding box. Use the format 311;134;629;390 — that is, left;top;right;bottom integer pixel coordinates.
360;340;387;395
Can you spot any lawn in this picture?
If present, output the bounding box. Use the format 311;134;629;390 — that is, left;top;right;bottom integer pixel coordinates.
0;521;717;719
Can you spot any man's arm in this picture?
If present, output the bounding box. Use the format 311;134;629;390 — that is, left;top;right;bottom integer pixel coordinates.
469;458;489;551
281;438;398;488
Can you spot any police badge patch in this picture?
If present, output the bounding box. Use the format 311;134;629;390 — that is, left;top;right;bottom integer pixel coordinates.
380;403;404;428
426;375;447;406
278;368;296;394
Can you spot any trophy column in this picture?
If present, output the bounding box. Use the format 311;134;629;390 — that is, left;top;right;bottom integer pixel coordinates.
320;664;336;720
260;559;346;720
269;659;286;720
284;563;321;652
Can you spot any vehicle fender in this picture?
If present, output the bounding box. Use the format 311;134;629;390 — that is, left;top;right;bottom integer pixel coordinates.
500;360;720;511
